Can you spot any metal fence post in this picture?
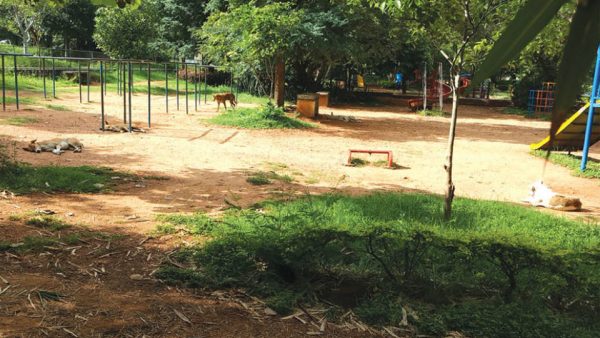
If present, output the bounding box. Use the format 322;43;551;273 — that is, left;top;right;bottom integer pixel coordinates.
13;55;18;110
147;63;151;128
100;61;105;130
87;62;90;102
185;63;188;114
42;58;46;99
78;60;82;103
128;62;132;132
1;55;5;111
165;63;168;113
52;58;56;98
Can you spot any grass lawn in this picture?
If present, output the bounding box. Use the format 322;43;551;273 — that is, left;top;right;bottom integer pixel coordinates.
0;165;120;194
155;192;600;337
532;150;600;179
208;103;315;129
0;116;39;126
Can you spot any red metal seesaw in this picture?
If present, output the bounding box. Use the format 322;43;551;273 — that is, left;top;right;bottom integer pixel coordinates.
347;149;394;168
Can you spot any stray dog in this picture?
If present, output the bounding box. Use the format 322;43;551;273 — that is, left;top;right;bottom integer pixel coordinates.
25;138;83;155
213;93;237;111
525;180;582;211
102;119;146;133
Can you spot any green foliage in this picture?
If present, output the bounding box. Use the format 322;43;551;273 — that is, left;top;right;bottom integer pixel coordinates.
93;2;163;59
157;192;600;336
531;150;600;179
477;0;600;140
0;165;117;194
43;0;98;51
208;102;314;129
148;0;208;59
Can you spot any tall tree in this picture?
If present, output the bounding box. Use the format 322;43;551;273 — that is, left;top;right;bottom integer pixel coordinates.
0;0;53;53
93;1;163;59
198;3;306;105
44;0;98;52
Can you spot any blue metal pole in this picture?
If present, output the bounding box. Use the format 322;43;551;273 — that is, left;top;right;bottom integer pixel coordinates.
52;58;56;98
1;55;5;111
147;63;151;128
165;63;168;113
100;61;105;130
42;58;46;99
581;45;600;171
13;55;18;110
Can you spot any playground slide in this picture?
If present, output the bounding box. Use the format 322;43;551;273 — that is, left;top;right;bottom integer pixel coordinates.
530;103;600;151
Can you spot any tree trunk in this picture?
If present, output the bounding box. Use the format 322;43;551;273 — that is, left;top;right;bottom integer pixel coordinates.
444;73;460;220
274;56;285;107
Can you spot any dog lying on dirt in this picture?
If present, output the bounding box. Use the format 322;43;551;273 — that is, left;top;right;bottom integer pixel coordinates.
213;93;237;111
101;119;146;133
24;138;83;155
525;180;582;211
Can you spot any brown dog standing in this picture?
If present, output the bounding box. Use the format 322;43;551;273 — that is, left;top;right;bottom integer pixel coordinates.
213;93;237;111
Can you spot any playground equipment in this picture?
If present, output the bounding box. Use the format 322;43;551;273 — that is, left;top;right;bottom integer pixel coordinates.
0;51;233;133
347;149;394;168
530;45;600;171
407;76;470;111
527;82;555;115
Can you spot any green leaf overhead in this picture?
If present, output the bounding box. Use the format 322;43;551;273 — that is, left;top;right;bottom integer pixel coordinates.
473;0;567;85
550;0;600;140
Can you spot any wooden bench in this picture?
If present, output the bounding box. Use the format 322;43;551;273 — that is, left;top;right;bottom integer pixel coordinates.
347;149;393;168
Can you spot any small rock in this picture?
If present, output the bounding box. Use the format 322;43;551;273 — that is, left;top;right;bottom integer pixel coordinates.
126;215;139;220
93;183;105;189
66;212;75;217
134;184;146;188
264;307;277;316
129;274;144;281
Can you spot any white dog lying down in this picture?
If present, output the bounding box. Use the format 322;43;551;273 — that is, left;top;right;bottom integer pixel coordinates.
525;180;582;211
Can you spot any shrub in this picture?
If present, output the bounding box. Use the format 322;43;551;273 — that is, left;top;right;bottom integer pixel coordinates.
208;102;314;129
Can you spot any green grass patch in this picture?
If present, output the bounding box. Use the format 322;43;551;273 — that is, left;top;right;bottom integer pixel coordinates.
45;104;71;111
0;116;39;126
26;216;71;231
532;150;600;179
208;102;314;129
0;165;119;194
156;192;600;337
19;236;58;253
155;212;215;236
246;171;294;185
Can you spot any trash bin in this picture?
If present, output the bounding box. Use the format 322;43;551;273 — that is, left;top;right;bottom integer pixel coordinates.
297;93;319;118
317;91;329;107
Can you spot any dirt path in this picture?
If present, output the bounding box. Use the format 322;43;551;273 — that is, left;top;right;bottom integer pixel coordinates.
0;90;599;336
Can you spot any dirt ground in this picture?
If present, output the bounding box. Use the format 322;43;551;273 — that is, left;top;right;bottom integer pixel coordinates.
0;86;599;337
